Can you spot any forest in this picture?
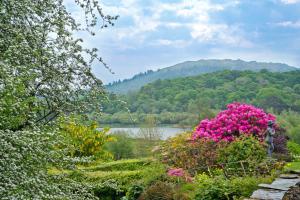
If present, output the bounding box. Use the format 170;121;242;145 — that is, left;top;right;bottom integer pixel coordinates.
101;70;300;126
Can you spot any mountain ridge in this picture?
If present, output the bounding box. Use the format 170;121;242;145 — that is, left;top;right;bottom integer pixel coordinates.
106;59;298;94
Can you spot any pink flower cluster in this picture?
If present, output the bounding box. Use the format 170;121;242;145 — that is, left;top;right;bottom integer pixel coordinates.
192;102;276;142
167;168;193;182
167;168;185;177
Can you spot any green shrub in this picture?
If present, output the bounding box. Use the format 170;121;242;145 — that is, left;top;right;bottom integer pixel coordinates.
93;179;125;200
161;133;279;177
105;131;135;160
194;173;274;200
230;176;264;198
287;141;300;161
160;132;225;175
140;162;167;186
218;136;266;173
126;185;144;200
139;181;189;200
195;174;229;200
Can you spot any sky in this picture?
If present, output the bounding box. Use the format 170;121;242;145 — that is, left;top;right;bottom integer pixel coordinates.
65;0;300;84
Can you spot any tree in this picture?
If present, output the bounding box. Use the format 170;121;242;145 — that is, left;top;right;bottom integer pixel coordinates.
0;0;118;130
105;131;134;160
256;87;291;112
0;0;117;198
138;115;161;141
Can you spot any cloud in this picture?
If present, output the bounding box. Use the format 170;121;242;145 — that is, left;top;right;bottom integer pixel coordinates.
94;0;247;47
274;20;300;28
62;0;300;83
151;39;190;47
154;0;250;47
280;0;300;4
189;23;253;47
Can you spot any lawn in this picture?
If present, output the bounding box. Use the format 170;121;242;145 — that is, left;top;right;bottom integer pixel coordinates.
284;161;300;171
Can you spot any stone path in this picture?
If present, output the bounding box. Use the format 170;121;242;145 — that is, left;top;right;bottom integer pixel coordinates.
246;171;300;200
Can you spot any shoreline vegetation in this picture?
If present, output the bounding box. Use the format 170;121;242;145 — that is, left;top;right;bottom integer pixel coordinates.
100;123;192;128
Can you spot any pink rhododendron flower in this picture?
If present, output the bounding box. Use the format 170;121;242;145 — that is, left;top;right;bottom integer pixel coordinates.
192;102;276;142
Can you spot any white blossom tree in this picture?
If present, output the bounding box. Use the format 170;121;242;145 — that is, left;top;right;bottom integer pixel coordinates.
0;0;117;198
0;0;118;130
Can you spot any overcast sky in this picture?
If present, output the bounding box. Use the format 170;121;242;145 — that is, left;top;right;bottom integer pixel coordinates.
65;0;300;84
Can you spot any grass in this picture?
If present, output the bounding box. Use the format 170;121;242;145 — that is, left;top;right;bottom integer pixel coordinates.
284;161;300;172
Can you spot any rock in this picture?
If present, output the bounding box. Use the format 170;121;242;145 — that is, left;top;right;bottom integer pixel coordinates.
282;184;300;200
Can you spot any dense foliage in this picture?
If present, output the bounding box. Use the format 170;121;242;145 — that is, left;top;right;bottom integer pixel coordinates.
193;102;276;142
101;70;300;126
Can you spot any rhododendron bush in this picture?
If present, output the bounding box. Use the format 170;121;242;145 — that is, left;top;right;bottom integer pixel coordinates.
193;102;276;142
160;132;225;175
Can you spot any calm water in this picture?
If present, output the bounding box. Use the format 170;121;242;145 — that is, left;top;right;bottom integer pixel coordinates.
108;127;189;140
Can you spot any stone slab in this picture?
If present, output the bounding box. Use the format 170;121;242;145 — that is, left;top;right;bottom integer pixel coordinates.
271;178;300;189
250;189;285;200
258;183;288;191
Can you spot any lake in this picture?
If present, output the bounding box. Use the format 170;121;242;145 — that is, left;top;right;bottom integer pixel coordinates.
107;127;190;140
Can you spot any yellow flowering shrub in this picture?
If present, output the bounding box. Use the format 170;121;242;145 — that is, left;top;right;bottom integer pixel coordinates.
61;121;114;158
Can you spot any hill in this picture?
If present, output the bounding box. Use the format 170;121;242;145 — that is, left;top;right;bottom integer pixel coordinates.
106;59;298;94
101;70;300;126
